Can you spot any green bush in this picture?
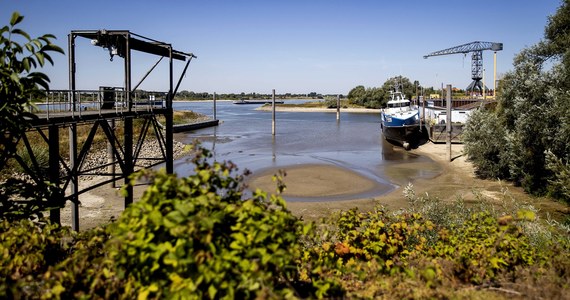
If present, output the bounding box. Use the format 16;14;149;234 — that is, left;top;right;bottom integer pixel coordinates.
0;146;569;299
14;143;50;177
105;149;314;299
463;108;511;180
545;150;570;203
426;211;541;284
45;146;337;299
0;219;72;298
462;0;570;200
0;12;65;221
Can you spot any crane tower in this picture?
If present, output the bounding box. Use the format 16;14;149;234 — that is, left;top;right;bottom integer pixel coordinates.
424;41;503;95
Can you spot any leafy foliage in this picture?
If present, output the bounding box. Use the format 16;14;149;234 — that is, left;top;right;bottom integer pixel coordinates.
463;108;511;179
0;218;72;298
0;149;569;298
0;12;65;220
0;145;341;299
0;12;64;165
463;1;570;201
104;147;318;299
545;150;570;201
347;85;385;108
347;76;419;108
426;212;540;284
300;187;569;298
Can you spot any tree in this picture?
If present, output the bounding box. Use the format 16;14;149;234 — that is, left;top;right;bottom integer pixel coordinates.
347;76;421;109
464;0;570;201
0;12;65;220
347;85;366;106
381;76;415;99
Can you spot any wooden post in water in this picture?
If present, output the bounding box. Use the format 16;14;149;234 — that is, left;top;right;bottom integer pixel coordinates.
416;86;420;132
446;84;452;162
336;94;340;121
213;92;217;120
422;92;424;132
441;82;444;105
422;88;426;133
272;89;276;136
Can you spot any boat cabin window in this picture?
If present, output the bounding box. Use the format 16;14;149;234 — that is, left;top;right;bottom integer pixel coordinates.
387;102;410;108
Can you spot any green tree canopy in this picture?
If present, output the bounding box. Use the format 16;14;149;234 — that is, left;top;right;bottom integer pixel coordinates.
347;76;421;108
0;12;65;220
464;0;570;201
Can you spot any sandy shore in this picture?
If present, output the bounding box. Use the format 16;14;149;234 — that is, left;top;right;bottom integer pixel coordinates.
256;106;381;113
249;142;569;222
247;164;388;200
63;141;569;230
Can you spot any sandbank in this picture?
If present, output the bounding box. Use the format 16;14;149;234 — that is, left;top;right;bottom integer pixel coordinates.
255;106;381;113
62;142;569;229
247;164;390;200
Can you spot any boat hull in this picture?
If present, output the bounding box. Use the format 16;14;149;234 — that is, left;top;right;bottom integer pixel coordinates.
381;112;422;149
381;123;421;144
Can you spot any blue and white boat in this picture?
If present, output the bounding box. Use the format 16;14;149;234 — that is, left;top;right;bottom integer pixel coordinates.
380;90;421;150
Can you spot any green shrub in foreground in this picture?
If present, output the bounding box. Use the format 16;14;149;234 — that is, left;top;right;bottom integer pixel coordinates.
1;145;342;299
302;195;569;298
96;147;336;299
109;173;302;298
0;218;72;298
1;145;569;299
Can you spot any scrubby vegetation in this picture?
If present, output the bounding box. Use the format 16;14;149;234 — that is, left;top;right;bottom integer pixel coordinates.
463;0;570;203
0;12;65;221
1;145;569;299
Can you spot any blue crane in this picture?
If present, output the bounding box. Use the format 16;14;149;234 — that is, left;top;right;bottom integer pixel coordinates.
424;41;503;95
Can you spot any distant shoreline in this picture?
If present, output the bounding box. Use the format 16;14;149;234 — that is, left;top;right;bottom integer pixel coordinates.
255;106;381;113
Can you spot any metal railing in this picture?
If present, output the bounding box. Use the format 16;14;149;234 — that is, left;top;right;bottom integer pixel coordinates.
29;89;168;119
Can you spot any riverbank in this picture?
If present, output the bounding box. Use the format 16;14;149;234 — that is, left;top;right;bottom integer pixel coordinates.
255;105;381;113
277;142;569;222
63;140;569;230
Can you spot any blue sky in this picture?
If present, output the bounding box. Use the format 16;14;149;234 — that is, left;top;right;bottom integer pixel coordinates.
1;0;562;95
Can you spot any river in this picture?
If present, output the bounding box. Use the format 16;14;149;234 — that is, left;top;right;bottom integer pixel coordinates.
171;100;440;200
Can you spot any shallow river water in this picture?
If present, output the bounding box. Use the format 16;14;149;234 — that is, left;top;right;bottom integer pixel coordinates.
171;100;441;201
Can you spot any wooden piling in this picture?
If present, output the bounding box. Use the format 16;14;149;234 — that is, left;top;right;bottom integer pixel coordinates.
336;94;340;121
213;92;217;120
446;84;452;162
272;89;276;135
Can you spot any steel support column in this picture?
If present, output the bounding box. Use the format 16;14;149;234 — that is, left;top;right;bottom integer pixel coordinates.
166;45;174;174
69;123;79;231
124;33;133;207
48;125;60;224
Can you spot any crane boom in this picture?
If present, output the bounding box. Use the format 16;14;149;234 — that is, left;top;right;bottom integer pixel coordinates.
423;41;503;95
423;41;503;58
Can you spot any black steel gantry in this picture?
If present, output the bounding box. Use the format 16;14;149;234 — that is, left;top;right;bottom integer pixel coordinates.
19;30;196;230
424;41;503;94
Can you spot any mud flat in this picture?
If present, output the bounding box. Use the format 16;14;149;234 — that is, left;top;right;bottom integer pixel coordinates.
63;142;569;230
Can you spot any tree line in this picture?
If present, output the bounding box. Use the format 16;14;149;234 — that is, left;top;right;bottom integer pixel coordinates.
347;76;437;108
175;90;334;100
